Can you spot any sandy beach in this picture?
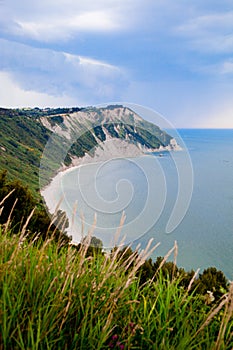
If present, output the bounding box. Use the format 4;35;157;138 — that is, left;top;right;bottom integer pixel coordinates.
41;136;181;242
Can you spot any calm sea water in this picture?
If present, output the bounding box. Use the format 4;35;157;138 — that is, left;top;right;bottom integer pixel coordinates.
47;129;233;279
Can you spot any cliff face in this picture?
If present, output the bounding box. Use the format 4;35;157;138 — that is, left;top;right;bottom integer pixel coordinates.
40;105;180;168
0;105;180;189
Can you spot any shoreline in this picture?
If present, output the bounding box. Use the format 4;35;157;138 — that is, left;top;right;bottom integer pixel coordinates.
41;137;182;215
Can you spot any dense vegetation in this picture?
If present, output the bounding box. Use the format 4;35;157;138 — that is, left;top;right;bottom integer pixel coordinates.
0;173;232;349
0;170;70;244
0;225;232;349
0;108;50;195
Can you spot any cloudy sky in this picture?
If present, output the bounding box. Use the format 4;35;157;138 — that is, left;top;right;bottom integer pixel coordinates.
1;0;233;127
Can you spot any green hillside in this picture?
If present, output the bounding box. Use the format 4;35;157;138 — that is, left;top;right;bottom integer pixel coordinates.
0;105;174;196
0;108;51;196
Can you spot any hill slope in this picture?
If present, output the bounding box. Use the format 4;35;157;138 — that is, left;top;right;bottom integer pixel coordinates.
0;105;179;195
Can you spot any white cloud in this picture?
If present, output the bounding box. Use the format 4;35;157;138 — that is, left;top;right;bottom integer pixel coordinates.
192;59;233;76
175;12;233;53
0;0;141;42
177;12;233;33
220;60;233;74
1;0;233;128
65;53;120;71
16;10;121;41
0;39;128;105
0;71;77;108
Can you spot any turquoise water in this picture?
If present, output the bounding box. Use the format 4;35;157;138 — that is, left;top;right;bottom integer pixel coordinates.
54;129;233;279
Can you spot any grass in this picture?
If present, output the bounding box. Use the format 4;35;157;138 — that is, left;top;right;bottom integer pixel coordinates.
0;192;232;349
0;222;232;349
0;108;232;348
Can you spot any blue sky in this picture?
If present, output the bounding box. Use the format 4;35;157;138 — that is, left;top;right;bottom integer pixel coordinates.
1;0;233;127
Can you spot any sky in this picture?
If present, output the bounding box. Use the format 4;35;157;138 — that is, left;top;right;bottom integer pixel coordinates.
1;0;233;127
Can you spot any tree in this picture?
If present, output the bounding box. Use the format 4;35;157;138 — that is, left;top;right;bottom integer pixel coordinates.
0;174;35;231
0;170;70;244
195;267;228;300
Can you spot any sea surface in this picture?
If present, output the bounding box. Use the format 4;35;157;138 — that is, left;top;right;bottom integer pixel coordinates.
44;129;233;279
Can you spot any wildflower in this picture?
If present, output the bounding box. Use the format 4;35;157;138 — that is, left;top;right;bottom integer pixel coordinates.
108;334;119;348
116;341;124;349
129;322;135;329
112;334;118;341
205;290;215;305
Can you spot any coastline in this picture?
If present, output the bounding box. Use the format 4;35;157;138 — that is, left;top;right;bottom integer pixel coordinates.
41;138;143;213
41;137;181;215
35;129;233;279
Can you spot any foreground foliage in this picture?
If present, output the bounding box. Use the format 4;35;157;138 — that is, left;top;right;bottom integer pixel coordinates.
0;228;232;350
0;176;232;349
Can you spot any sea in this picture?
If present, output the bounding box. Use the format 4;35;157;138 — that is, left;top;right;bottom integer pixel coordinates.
43;129;233;279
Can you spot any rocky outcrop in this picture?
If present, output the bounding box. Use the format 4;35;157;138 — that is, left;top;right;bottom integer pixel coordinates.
40;105;181;169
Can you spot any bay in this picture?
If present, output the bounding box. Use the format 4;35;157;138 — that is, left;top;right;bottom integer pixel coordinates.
44;129;233;279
